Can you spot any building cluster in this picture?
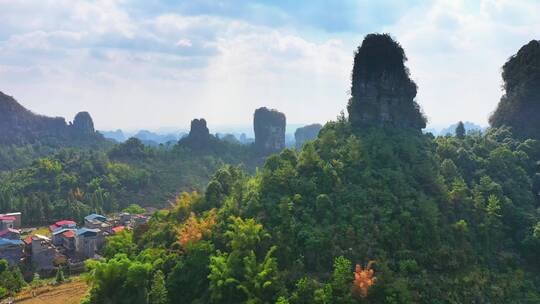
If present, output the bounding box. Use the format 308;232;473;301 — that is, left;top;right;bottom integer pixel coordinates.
0;211;149;273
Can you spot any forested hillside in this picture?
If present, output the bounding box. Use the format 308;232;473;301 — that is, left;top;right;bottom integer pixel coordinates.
0;136;257;226
75;35;540;304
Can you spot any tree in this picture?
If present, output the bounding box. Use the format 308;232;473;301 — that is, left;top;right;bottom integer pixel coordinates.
84;254;152;304
167;241;214;303
123;203;145;214
149;270;168;304
55;266;65;283
103;230;137;259
331;256;352;300
352;262;376;299
177;211;217;247
455;121;466;139
208;217;282;303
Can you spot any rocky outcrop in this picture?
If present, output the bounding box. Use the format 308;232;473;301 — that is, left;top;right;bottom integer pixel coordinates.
489;40;540;140
178;118;216;150
0;91;102;145
295;124;322;149
347;34;426;131
253;107;286;155
189;119;210;140
72;112;95;135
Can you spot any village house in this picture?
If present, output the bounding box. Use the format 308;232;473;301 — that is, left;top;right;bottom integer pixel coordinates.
0;215;16;230
111;226;125;234
84;214;112;248
75;228;99;258
119;212;132;226
52;227;77;246
61;230;76;251
84;214;108;227
0;238;24;265
31;234;59;270
0;212;21;228
132;214;149;227
49;220;77;233
0;228;21;240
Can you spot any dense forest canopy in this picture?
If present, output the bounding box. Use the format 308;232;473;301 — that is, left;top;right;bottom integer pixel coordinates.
75;35;540;304
490;40;540;140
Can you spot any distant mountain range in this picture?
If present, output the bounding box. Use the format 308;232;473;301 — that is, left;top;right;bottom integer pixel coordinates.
424;122;486;136
98;123;307;147
100;121;488;148
0;91;105;146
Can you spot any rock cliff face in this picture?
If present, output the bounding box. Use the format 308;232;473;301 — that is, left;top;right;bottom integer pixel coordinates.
347;34;426;131
72;112;95;135
178;118;215;150
295;123;322;149
0;91;101;145
253;107;286;155
189;119;210;139
490;40;540;140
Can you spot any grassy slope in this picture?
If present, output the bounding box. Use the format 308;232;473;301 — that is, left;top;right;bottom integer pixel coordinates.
12;277;88;304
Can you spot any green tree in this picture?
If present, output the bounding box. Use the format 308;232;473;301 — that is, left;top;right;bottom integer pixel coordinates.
55;266;65;283
455;121;466;139
208;217;282;303
331;256;352;300
103;230;137;259
123;203;145;214
167;241;214;303
149;270;168;304
84;254;152;304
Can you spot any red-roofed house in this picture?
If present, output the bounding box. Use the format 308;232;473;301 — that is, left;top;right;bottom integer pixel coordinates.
61;230;76;251
24;235;33;245
0;213;21;228
49;220;77;232
0;216;16;230
112;226;125;234
0;228;20;240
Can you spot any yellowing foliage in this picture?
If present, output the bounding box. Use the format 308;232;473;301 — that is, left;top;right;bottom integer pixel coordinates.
352;261;376;298
172;191;201;221
72;188;85;201
177;210;217;247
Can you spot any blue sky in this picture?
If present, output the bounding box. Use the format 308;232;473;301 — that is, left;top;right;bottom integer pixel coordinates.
0;0;539;131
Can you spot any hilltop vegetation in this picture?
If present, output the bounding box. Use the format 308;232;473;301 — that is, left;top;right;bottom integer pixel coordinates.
0;136;255;226
80;118;540;303
75;34;540;304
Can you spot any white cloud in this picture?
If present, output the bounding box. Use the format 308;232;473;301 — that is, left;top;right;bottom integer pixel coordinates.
0;2;352;130
176;39;192;47
0;0;538;131
387;0;540;127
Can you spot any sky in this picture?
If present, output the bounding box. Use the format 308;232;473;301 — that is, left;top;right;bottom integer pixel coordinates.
0;0;539;131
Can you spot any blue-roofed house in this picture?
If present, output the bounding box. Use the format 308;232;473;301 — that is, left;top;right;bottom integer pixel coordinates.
84;214;107;225
0;238;24;265
75;228;99;258
52;227;76;246
84;214;112;247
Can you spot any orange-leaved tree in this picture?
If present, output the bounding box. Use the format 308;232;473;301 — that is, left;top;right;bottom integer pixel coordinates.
177;210;217;247
352;261;376;298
